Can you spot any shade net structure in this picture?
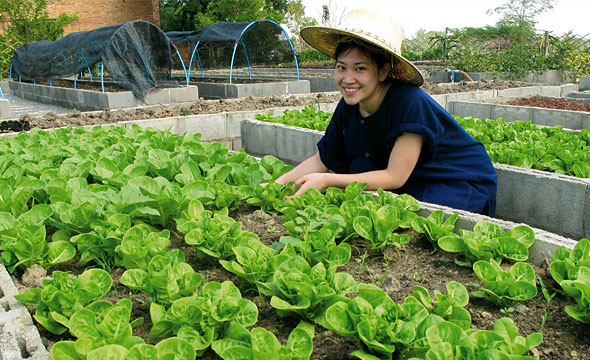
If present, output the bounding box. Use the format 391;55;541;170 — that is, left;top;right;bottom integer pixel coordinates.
168;19;299;84
11;20;179;100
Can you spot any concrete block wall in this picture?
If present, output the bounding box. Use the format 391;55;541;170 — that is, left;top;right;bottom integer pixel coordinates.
192;80;310;99
0;265;50;360
47;0;160;34
9;81;199;111
449;100;590;129
580;76;590;91
0;99;9;120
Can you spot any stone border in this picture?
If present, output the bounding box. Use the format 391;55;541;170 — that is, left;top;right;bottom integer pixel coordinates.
192;79;310;99
0;99;9;120
9;81;199;111
0;265;50;360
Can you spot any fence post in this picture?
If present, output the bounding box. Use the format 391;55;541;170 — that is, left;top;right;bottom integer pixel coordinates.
542;31;549;56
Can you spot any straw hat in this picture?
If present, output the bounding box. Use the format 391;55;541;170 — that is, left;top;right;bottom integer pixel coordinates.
300;8;424;86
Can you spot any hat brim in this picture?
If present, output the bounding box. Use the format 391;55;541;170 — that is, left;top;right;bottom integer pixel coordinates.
300;26;425;86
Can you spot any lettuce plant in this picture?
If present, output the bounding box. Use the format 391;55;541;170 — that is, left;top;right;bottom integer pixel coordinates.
149;281;258;356
220;239;296;288
212;320;314;360
549;238;590;322
406;317;542;360
325;283;429;359
438;220;535;265
114;223;171;271
353;204;411;249
258;255;357;322
405;281;471;330
280;203;347;239
14;268;113;334
119;249;202;306
247;181;297;213
78;338;196;360
0;204;75;273
280;222;351;268
411;210;459;246
49;298;145;359
68;212;132;270
472;258;538;305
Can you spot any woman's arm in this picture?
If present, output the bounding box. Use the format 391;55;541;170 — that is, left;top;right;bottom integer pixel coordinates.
288;133;423;197
274;152;329;185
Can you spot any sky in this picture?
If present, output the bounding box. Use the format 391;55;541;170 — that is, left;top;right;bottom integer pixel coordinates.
301;0;589;37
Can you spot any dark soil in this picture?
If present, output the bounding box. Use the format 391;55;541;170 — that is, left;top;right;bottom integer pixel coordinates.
2;79;531;134
12;203;590;359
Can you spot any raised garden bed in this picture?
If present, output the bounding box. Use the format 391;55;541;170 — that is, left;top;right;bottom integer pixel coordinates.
242;107;590;240
449;96;590;130
0;124;586;360
9;80;199;112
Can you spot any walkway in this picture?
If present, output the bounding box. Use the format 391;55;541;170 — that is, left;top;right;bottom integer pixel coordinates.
3;92;73;119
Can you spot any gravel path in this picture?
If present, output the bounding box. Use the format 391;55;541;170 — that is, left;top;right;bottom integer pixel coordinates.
3;92;73;119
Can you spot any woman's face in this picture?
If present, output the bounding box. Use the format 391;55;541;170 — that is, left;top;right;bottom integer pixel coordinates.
334;47;389;116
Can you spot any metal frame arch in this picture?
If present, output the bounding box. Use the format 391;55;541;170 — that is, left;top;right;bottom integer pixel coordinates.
73;25;116;89
229;19;299;84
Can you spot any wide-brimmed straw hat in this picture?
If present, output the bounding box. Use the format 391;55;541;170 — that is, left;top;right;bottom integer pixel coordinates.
300;8;424;86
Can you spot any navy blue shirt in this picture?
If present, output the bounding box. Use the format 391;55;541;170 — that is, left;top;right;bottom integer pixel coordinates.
317;82;497;216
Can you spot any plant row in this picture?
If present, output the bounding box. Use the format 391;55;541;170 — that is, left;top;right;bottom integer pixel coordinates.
0;125;583;360
255;106;590;178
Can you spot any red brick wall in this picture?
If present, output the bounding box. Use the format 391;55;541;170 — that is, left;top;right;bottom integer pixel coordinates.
48;0;160;34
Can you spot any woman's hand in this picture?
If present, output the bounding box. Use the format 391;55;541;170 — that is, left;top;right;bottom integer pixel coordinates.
286;173;330;199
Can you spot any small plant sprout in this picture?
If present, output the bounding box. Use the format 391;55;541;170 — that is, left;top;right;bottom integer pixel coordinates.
500;306;515;314
357;250;370;274
537;274;557;303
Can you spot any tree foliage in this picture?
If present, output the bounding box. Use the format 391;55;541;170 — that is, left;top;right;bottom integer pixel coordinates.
487;0;554;42
159;0;313;32
0;0;76;78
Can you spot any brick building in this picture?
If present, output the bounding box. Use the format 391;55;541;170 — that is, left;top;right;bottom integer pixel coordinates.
47;0;160;34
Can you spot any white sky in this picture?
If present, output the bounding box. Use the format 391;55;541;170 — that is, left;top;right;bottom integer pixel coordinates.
301;0;590;37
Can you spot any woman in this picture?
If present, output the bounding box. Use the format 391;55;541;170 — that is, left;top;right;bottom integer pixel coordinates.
274;8;497;216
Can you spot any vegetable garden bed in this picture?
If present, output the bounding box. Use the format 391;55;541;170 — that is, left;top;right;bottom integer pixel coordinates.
449;97;590;130
0;124;588;360
245;106;590;240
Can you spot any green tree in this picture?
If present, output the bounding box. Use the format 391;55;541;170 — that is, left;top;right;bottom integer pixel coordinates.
0;0;75;78
159;0;208;32
487;0;554;43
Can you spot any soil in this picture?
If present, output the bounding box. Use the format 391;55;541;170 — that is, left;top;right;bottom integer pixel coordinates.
7;79;589;359
508;96;590;112
12;203;590;359
2;79;531;134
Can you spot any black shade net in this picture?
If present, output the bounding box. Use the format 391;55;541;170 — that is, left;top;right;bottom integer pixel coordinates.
11;20;179;100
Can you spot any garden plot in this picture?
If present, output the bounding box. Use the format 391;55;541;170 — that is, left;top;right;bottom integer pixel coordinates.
0;124;587;360
9;80;199;112
449;95;590;130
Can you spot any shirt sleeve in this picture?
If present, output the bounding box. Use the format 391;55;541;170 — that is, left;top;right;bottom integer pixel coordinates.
392;88;442;165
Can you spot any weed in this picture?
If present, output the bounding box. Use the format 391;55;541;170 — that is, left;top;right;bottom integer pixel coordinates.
537;275;556;303
540;309;548;331
356;251;370;274
500;306;515;314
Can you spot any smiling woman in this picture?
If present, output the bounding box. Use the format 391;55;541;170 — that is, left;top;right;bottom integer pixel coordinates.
272;8;498;217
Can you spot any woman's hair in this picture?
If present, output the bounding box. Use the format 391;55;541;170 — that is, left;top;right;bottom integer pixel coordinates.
334;38;392;71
